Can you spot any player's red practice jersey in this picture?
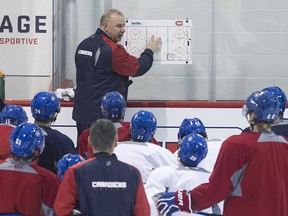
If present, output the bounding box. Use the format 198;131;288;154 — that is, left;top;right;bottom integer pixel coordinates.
190;131;288;216
0;158;60;215
0;124;15;160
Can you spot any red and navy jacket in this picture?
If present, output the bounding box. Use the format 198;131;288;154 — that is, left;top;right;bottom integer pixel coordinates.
54;152;150;216
72;28;154;124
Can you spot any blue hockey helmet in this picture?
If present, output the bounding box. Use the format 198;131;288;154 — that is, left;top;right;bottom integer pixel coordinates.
31;91;60;121
262;86;287;116
101;91;126;121
177;118;207;141
0;104;28;126
57;153;84;180
243;90;279;123
10;123;45;159
178;133;208;167
130;110;157;142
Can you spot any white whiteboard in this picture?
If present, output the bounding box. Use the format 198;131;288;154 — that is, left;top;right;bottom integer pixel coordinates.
122;19;193;64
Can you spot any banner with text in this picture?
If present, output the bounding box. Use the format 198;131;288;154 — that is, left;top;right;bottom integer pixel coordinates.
0;0;53;76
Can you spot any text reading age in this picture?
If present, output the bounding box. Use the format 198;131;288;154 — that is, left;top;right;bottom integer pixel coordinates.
0;15;47;33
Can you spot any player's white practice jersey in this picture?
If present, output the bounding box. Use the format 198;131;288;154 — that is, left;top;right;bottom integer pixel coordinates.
145;165;223;216
173;138;224;172
114;141;175;184
198;138;223;172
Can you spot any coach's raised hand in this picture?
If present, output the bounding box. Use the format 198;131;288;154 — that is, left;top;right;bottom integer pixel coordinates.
146;35;162;53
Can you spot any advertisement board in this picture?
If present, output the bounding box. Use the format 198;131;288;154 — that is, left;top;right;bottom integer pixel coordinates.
0;0;53;76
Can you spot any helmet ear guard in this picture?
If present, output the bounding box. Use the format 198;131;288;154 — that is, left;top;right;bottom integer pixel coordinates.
242;104;253;122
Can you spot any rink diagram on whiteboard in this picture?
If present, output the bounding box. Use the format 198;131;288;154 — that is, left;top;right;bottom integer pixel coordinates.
123;19;193;64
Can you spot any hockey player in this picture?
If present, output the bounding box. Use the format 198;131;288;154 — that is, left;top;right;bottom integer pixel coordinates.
57;153;84;181
145;133;222;215
0;122;60;215
31;91;77;174
156;89;288;216
175;117;223;172
177;118;208;142
56;153;84;215
78;91;127;159
242;86;288;137
174;117;207;159
0;104;28;160
79;91;158;159
0;104;28;126
113;110;175;184
54;119;150;216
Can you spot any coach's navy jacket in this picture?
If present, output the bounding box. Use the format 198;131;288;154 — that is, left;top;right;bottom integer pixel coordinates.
72;28;154;124
54;152;150;216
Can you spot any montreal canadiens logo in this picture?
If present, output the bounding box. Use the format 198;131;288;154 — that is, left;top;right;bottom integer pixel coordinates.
175;20;183;26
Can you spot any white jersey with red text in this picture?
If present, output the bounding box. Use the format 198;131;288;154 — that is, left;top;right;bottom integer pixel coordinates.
145;164;223;215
